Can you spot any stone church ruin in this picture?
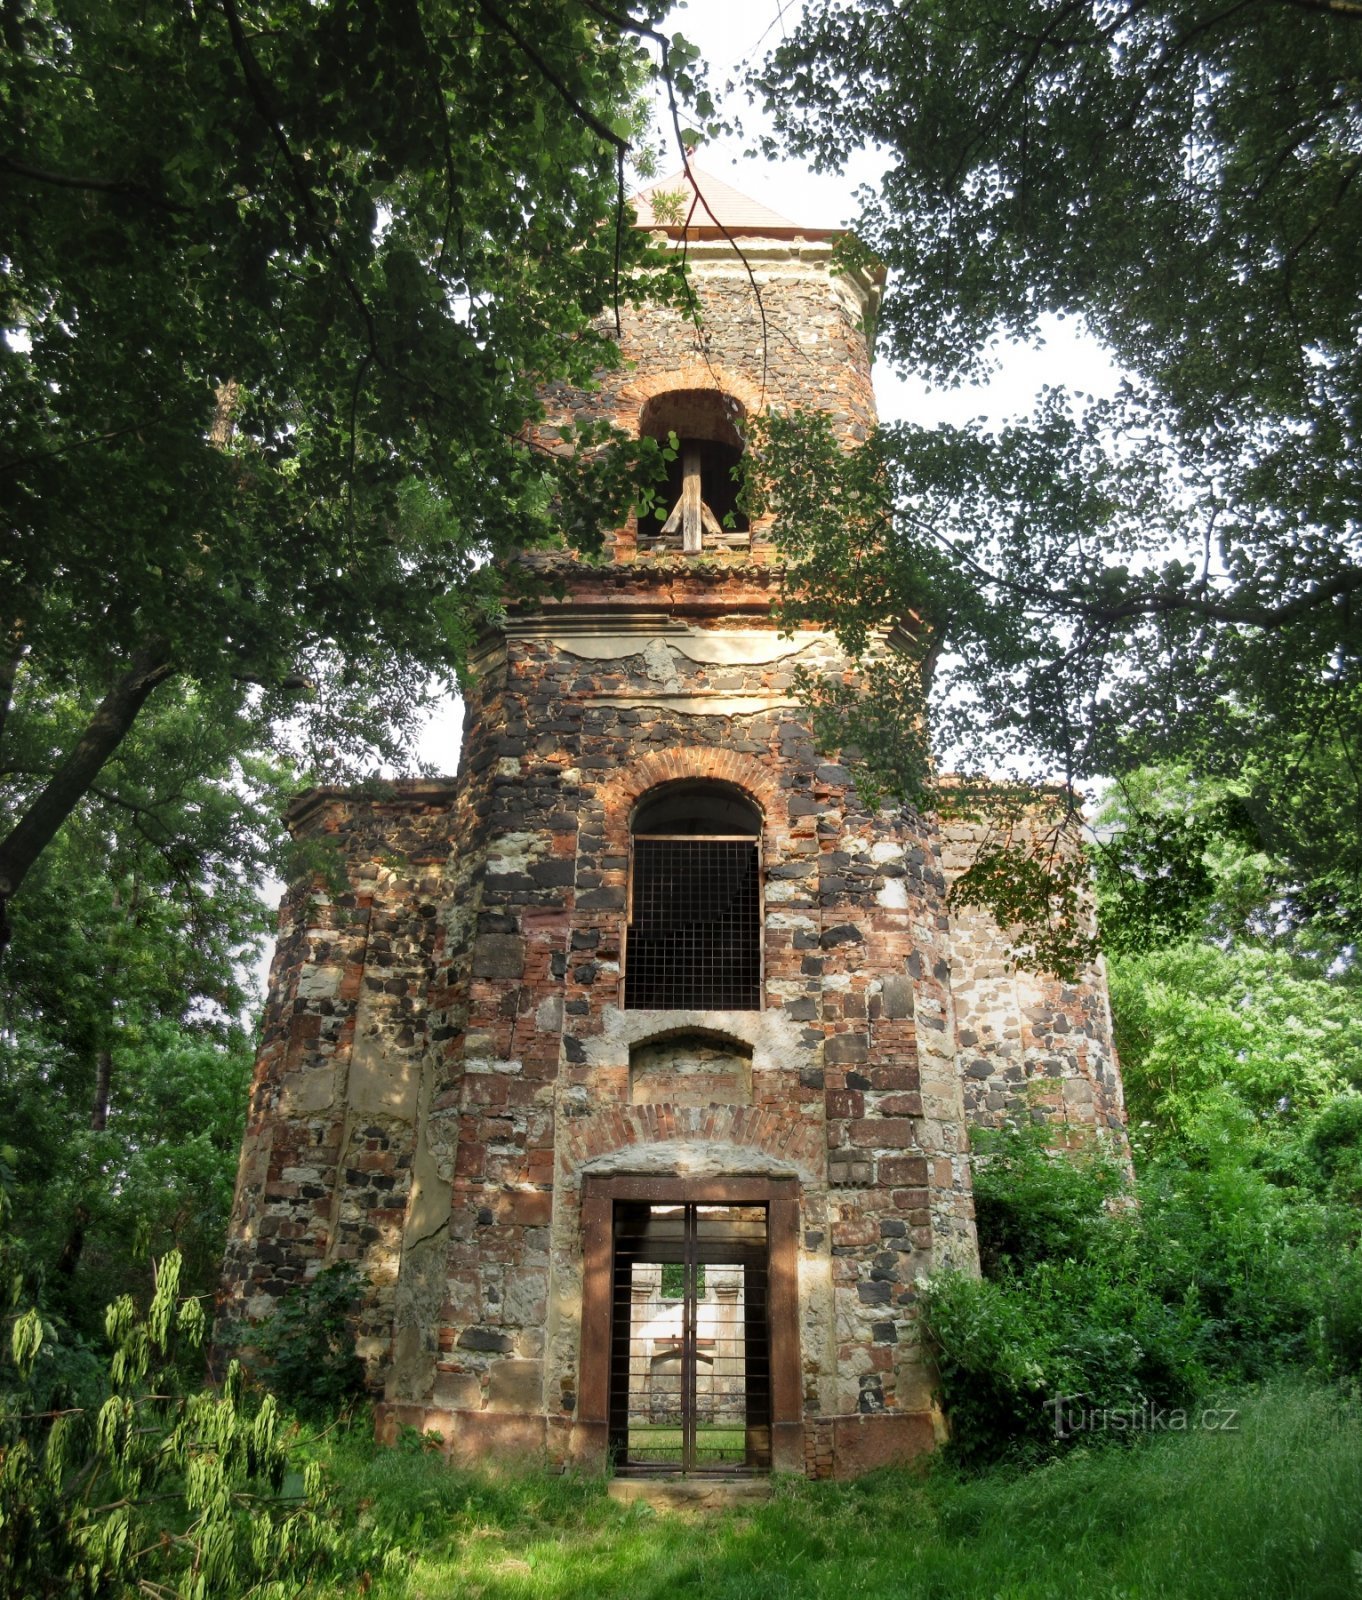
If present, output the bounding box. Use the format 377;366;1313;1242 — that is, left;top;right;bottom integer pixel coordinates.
218;169;1127;1481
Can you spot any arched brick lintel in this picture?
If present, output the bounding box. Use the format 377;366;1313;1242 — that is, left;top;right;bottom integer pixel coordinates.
617;365;767;425
594;746;791;855
559;1104;824;1185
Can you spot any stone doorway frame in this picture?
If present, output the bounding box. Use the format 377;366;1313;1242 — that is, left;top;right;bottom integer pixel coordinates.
576;1175;803;1474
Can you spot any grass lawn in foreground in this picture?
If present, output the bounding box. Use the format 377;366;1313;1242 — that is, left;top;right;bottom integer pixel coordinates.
314;1381;1362;1600
626;1423;748;1464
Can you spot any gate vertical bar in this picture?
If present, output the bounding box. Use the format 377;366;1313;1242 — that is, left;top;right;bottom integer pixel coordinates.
683;1203;697;1473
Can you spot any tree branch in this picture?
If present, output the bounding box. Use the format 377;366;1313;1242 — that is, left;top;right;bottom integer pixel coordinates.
475;0;632;334
477;0;629;154
217;0;383;362
0;646;176;961
0;153;188;213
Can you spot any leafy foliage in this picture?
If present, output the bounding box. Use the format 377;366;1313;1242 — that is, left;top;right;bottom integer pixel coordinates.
968;1125;1127;1279
0;0;692;951
924;1123;1362;1465
254;1264;369;1421
1;1250;343;1599
1111;941;1362;1144
751;1;1362;945
0;687;268;1327
927;817;1362;1468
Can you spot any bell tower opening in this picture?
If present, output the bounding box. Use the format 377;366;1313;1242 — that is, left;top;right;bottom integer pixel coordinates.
639;389;749;553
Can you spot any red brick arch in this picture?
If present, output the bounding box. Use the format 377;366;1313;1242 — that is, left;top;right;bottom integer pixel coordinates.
595;746;788;860
559;1102;824;1181
618;365;767;425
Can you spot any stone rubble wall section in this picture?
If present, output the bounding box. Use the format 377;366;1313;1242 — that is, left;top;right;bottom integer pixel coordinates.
940;815;1128;1141
218;787;459;1374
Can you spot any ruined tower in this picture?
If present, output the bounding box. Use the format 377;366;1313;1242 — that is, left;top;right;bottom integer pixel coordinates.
219;170;1126;1479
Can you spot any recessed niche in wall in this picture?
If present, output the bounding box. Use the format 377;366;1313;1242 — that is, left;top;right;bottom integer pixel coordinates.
629;1031;754;1107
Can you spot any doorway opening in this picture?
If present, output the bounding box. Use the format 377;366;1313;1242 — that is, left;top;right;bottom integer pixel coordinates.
608;1201;771;1475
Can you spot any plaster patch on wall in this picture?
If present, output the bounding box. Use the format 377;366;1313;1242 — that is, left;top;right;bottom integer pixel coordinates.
576;1137;802;1180
549;629;823;666
585;1005;807;1071
588;694;800;717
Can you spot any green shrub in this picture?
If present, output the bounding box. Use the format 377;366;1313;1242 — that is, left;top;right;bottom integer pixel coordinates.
0;1251;341;1599
1303;1092;1362;1204
254;1263;369;1420
924;1121;1362;1465
969;1122;1127;1277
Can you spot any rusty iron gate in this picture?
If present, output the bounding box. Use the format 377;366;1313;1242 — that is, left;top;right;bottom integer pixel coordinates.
608;1201;772;1475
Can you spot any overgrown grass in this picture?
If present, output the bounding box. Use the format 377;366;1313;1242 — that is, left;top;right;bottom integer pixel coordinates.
313;1380;1362;1600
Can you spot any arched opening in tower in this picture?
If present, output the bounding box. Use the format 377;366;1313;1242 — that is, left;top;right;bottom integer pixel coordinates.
624;782;762;1011
638;390;749;552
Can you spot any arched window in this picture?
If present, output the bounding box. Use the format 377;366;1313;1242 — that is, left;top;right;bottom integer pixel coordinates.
624;783;762;1011
638;390;749;554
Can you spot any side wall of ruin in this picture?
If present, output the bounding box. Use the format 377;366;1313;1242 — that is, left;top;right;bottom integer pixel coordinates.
941;816;1127;1141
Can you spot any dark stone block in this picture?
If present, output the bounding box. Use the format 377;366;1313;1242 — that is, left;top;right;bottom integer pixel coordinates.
880;975;914;1019
858;1380;886;1413
457;1327;513;1353
821;923;864;947
825;1033;870;1065
857;1281;892;1305
472;934;525;980
576;887;625;910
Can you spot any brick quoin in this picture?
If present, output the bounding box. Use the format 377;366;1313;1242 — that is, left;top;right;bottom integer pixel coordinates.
217;169;1128;1481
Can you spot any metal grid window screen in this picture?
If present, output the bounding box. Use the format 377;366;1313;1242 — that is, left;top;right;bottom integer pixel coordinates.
625;838;760;1011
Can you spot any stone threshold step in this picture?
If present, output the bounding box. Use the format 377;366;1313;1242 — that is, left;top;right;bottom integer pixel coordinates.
608;1476;772;1510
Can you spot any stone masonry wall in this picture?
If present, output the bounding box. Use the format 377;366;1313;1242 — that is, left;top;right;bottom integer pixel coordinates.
218;786;459;1376
940;815;1127;1143
373;559;969;1473
221;222;1123;1479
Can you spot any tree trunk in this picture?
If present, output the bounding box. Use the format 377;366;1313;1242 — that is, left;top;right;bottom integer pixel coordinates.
0;645;175;963
54;1047;114;1284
